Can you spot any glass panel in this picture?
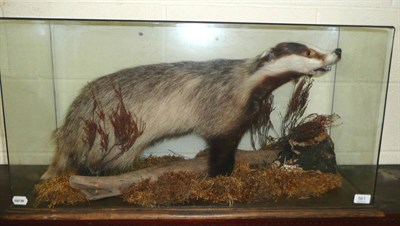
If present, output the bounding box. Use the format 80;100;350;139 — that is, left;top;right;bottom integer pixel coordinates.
49;21;340;157
0;19;394;210
331;27;394;197
0;20;57;195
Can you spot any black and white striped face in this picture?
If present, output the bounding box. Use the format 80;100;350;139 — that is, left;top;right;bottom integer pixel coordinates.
258;42;342;76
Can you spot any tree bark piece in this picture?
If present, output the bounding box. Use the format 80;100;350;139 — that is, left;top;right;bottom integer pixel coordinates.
69;149;278;200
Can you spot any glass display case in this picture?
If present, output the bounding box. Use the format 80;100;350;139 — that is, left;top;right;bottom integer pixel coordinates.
0;19;395;219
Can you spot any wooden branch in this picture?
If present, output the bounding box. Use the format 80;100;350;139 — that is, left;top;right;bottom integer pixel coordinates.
69;149;279;200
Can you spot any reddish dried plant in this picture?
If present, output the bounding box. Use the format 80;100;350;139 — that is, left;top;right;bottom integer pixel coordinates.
82;89;102;151
250;94;275;150
82;85;145;174
110;86;145;152
281;77;313;136
82;118;97;151
250;77;340;150
250;78;313;149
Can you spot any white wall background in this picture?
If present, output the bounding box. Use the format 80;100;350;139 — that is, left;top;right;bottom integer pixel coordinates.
0;0;399;165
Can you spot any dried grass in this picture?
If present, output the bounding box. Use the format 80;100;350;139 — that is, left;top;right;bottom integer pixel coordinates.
34;171;86;208
35;156;341;208
122;162;342;207
34;155;184;207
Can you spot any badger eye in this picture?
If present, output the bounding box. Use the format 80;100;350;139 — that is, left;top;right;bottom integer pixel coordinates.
306;50;312;57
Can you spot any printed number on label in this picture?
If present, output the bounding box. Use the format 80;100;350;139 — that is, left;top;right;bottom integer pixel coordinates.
353;194;371;204
12;196;28;205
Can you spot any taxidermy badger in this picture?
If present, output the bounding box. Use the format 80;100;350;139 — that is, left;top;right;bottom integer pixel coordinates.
41;42;342;180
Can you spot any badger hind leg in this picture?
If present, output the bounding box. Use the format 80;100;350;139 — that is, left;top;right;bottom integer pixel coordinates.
40;165;58;180
40;150;73;180
207;135;241;177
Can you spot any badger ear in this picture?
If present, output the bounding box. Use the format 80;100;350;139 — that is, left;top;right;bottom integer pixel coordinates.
253;50;275;73
260;49;269;58
266;52;275;61
260;50;274;62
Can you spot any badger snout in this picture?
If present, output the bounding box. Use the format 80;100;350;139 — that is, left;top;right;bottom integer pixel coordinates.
312;48;342;74
334;48;342;58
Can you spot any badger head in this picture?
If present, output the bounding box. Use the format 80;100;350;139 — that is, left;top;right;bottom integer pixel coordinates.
257;42;342;76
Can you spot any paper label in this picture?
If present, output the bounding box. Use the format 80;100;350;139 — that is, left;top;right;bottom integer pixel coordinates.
353;194;371;204
12;196;28;206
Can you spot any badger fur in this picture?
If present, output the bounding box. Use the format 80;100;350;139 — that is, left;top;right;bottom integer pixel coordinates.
41;42;342;180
